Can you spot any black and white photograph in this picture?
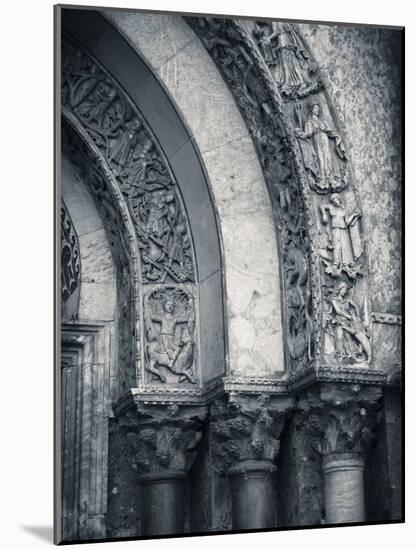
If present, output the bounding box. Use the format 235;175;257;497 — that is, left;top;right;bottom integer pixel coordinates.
1;0;411;548
55;1;403;545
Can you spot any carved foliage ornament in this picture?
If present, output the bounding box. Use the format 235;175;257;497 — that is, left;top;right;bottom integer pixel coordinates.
61;201;81;306
62;36;196;284
123;404;206;475
300;384;382;457
308;402;380;457
127;426;202;474
210;396;285;473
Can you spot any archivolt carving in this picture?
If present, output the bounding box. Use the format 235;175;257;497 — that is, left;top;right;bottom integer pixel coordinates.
62;35;196;285
187;17;372;376
62;34;202;391
188;17;314;374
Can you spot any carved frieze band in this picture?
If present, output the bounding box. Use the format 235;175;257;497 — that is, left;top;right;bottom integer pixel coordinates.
187;17;372;377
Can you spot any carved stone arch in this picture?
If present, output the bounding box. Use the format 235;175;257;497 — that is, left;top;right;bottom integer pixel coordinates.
61;11;227;398
185;17;375;384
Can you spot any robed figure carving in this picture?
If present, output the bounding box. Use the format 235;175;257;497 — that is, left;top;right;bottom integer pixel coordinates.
325;282;371;364
144;288;197;384
295;102;348;193
320;194;364;277
253;22;316;98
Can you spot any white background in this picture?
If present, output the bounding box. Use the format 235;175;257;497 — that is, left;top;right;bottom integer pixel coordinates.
0;0;411;548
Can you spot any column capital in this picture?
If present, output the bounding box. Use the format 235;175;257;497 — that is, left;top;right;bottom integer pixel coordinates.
210;394;292;474
120;402;207;477
298;383;382;458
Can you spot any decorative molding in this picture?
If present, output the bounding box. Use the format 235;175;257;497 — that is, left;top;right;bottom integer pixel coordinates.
61;321;113;540
372;312;402;325
222;375;289;394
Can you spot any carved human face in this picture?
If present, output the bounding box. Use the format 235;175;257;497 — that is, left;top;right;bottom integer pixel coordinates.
338;284;348;298
312;104;320;116
330;195;341;207
164;300;175;313
236;57;247;71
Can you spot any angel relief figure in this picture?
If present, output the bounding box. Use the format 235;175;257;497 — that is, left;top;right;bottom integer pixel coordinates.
144;289;197;384
295;102;348;193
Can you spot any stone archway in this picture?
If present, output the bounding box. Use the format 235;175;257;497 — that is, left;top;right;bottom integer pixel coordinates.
57;7;398;542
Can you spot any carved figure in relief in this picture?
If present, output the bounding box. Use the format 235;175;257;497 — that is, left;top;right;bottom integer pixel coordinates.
326;282;371;363
83;86;117;127
272;23;312;93
253;21;278;65
252;21;318;99
295;102;347;193
62;37;196;286
108;118;141;170
320;194;364;276
234;53;278;132
145;289;196;384
285;242;313;366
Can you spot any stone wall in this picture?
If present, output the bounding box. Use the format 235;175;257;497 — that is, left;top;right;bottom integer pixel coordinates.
299;23;402;315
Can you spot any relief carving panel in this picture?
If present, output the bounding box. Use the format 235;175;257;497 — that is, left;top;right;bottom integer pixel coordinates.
188;17;373;377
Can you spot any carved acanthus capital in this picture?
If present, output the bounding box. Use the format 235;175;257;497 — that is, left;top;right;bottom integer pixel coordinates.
210;395;290;474
300;384;382;459
121;402;207;476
